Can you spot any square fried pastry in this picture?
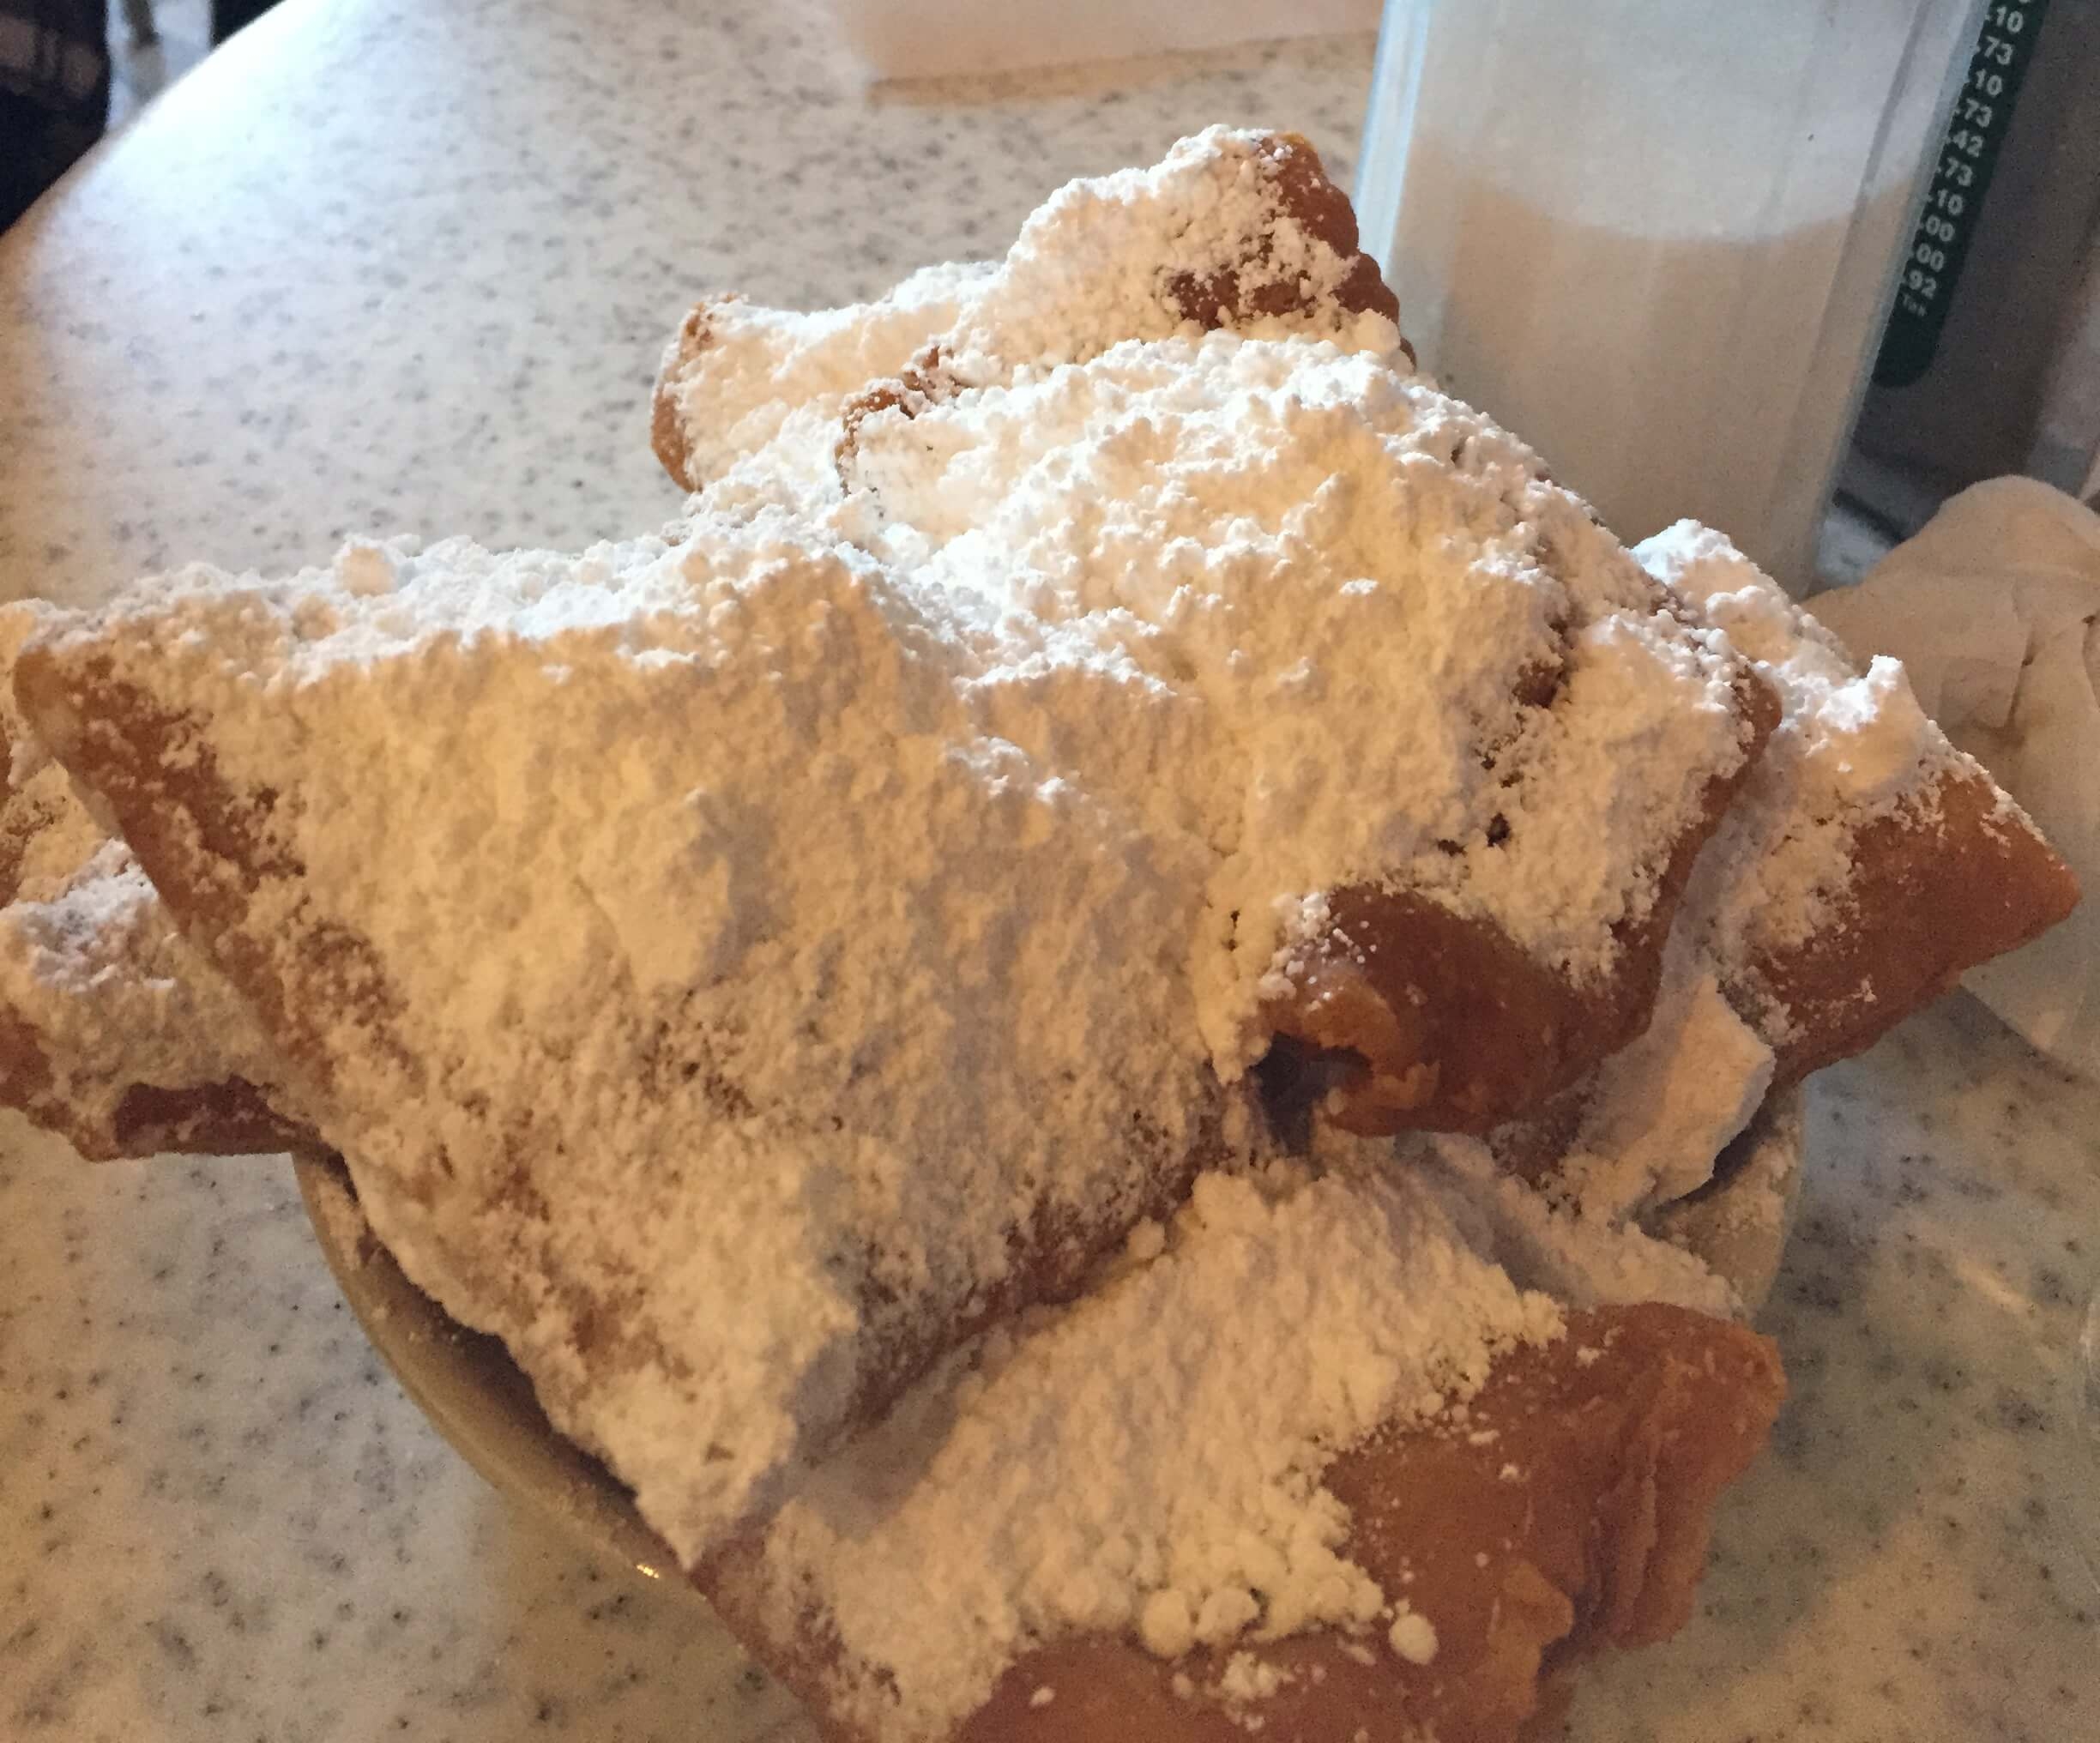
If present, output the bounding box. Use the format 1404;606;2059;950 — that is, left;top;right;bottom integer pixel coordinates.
1641;522;2078;1084
674;1133;1783;1743
0;606;305;1159
651;129;1401;498
1483;524;2078;1202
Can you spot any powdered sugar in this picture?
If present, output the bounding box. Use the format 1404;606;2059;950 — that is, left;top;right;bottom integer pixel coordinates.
659;261;993;498
1;604;108;892
1552;928;1776;1219
0;605;286;1153
1386;1605;1439;1667
3;757;105;902
668;131;1760;1059
1635;522;1952;985
15;133;1778;1574
661;128;1403;514
1426;1131;1744;1318
933;129;1392;379
824;338;1752;1065
1644;1093;1805;1318
0;842;285;1135
750;1152;1560;1740
1452;522;1949;1227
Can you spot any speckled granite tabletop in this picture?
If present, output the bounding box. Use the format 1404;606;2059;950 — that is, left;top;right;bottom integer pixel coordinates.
1;2;2096;1739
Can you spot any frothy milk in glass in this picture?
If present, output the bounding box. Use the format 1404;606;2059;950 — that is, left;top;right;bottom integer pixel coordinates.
1355;0;1982;590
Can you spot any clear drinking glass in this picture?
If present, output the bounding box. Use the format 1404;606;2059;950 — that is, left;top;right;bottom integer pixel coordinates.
1354;0;1985;592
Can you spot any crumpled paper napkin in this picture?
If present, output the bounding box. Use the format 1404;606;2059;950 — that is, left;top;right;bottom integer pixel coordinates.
824;0;1381;81
1813;477;2100;1078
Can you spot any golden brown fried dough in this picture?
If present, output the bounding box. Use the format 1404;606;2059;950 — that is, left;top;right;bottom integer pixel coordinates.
1750;765;2079;1083
0;616;309;1160
655;130;1402;498
1258;659;1779;1137
698;1303;1782;1743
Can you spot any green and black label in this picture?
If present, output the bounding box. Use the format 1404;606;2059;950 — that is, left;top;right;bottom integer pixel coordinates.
1874;0;2053;389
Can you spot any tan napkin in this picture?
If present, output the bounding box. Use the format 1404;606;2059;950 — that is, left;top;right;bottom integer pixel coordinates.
1813;478;2100;1077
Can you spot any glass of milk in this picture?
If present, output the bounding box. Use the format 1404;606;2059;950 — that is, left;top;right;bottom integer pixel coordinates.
1355;0;1984;592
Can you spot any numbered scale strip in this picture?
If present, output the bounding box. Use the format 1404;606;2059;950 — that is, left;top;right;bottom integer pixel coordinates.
1875;0;2052;389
